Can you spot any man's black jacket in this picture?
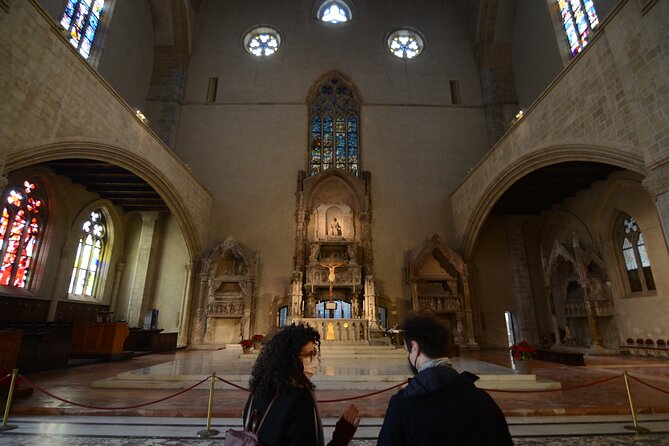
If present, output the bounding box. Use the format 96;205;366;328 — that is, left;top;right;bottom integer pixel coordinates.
378;365;514;445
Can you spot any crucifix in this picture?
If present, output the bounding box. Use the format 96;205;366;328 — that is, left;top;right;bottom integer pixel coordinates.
318;255;345;317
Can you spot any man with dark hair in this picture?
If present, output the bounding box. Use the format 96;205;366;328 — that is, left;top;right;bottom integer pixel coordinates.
378;313;513;445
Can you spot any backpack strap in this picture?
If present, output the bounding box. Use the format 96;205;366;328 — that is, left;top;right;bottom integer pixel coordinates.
244;394;278;434
250;395;278;434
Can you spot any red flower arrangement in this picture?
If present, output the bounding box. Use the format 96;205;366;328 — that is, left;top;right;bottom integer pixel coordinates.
251;334;265;343
510;340;536;361
240;339;253;349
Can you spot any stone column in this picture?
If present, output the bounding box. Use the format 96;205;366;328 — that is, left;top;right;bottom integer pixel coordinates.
240;280;254;339
109;261;126;316
643;164;669;250
47;247;73;321
191;272;209;344
177;262;194;347
0;176;7;191
544;284;562;345
504;217;539;343
581;278;605;349
125;212;160;327
460;266;478;346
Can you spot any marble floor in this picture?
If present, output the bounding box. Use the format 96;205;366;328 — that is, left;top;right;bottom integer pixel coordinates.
3;348;669;444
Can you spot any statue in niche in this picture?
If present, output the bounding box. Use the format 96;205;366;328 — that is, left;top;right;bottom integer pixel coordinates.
330;217;342;236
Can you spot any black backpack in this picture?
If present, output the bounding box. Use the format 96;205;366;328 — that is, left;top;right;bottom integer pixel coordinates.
224;395;277;446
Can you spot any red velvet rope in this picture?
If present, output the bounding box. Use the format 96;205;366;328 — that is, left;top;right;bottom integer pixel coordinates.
0;373;11;384
628;374;669;395
215;375;408;403
19;374;210;410
480;373;621;393
316;380;408;403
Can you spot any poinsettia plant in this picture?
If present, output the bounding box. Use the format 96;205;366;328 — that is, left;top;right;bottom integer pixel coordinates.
251;334;265;343
240;339;253;349
510;340;536;361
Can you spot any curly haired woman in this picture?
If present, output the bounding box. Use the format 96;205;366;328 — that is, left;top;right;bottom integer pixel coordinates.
242;323;360;445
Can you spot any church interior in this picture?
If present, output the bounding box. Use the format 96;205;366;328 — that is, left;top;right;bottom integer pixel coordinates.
2;0;669;443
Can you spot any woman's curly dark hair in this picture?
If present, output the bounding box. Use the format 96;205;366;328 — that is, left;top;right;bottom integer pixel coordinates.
249;323;320;398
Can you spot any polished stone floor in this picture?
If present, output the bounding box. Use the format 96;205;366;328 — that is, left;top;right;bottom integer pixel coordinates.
3;347;669;445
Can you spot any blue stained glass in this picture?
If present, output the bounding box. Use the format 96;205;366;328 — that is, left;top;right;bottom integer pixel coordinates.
347;116;358;173
335;117;346;168
584;0;598;27
323;116;333;165
85;25;96;42
60;0;105;60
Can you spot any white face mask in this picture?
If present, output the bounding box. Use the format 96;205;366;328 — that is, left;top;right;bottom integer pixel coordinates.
303;355;320;378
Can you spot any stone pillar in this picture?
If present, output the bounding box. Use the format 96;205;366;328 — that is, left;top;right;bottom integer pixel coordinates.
109;261;126;316
125;212;160;327
364;275;380;329
240;280;254;339
544;284;562;345
191;272;208;344
47;247;73;321
177;262;194;347
504;217;539;343
460;266;478;347
643;165;669;250
581;279;605;349
0;176;7;191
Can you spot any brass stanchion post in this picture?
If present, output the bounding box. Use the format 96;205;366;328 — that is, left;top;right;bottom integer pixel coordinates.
197;372;220;437
622;370;650;434
1;369;19;432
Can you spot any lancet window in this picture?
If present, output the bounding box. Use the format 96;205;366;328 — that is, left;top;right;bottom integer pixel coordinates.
616;213;655;293
556;0;599;57
60;0;106;60
309;75;360;176
69;209;107;297
0;181;46;288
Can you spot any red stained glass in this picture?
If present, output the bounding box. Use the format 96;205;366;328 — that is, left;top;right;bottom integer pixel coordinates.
0;182;45;288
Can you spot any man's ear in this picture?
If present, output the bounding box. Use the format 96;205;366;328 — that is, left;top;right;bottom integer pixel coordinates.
410;340;420;354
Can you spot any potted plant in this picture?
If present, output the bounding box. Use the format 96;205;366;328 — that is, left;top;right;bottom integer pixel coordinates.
240;339;253;354
510;340;536;374
251;334;265;350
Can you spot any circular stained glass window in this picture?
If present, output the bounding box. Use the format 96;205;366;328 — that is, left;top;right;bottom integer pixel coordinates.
316;0;353;24
386;28;425;59
243;26;282;57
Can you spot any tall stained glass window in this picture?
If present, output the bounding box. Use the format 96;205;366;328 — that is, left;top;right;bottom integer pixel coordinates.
615;213;655;293
60;0;106;59
69;210;107;297
556;0;599;57
309;75;360;176
0;181;46;288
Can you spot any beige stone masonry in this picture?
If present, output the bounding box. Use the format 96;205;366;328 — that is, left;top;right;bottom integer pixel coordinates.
0;0;211;258
451;0;669;258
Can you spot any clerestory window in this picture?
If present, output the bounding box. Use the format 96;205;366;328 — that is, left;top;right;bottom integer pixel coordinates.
309;74;360;176
60;0;107;60
315;0;353;25
556;0;599;57
615;213;655;293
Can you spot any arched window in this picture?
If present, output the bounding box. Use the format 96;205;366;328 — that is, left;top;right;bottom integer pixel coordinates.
556;0;599;57
69;209;107;297
60;0;107;60
615;213;655;293
0;181;46;288
309;74;360;176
